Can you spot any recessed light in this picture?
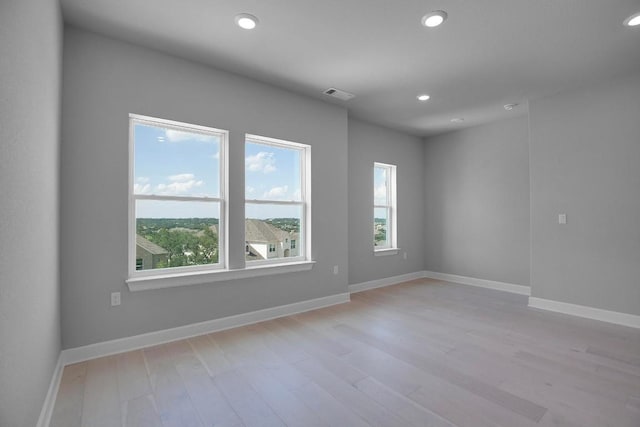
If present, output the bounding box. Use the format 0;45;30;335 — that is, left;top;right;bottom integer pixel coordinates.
417;94;431;101
504;103;518;111
624;12;640;27
450;118;464;123
421;10;448;28
235;13;259;30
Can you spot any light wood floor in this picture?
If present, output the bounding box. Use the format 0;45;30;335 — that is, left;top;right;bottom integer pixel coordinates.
50;279;640;427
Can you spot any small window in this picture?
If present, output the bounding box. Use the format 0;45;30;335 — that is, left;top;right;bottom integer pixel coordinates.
290;239;296;249
245;134;310;264
374;162;397;250
129;114;227;278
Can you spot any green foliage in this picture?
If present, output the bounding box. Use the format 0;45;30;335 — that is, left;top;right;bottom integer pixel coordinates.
137;217;301;269
137;217;218;233
374;217;387;245
137;218;218;268
263;217;300;233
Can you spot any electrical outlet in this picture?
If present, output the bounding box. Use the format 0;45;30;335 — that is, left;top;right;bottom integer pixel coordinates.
403;252;407;260
333;265;339;275
558;213;567;225
111;292;121;307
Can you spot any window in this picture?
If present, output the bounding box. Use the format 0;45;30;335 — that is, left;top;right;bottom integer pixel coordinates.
245;134;310;264
129;114;227;278
374;162;397;251
127;118;314;290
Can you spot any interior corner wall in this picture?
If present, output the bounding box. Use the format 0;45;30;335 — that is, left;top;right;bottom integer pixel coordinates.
60;27;349;349
348;117;425;284
423;116;531;286
529;72;640;315
0;1;62;426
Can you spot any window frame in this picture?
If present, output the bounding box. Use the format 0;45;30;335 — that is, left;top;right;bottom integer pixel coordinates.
127;114;228;280
244;133;311;266
373;162;398;253
125;118;315;292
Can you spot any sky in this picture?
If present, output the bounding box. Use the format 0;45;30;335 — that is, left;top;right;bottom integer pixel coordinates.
374;166;388;206
134;122;302;219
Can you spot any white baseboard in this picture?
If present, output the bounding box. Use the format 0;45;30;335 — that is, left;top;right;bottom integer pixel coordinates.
528;297;640;329
348;271;425;294
61;292;350;366
423;270;531;296
36;353;64;427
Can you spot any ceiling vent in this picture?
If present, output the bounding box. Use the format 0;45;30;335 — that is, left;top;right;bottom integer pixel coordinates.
323;87;355;101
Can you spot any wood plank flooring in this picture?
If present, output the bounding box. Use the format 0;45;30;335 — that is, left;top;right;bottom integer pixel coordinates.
50;279;640;427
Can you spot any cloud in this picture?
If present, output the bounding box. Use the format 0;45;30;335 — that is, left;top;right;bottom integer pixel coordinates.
140;173;204;195
246;186;256;195
374;184;387;204
165;129;216;143
263;185;289;200
168;173;195;182
134;174;208;196
134;183;151;194
155;180;204;195
246;151;276;173
134;177;151;194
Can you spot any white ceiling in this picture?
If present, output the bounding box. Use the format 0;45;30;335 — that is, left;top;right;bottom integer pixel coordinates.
61;0;640;136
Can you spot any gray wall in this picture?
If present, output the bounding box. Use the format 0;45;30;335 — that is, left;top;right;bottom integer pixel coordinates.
348;118;425;284
0;1;62;426
529;72;640;315
423;116;531;286
61;28;349;348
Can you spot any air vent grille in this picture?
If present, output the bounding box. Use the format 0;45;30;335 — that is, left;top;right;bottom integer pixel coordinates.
323;87;355;101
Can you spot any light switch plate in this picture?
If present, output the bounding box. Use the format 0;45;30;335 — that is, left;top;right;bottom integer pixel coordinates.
111;292;121;306
558;213;567;224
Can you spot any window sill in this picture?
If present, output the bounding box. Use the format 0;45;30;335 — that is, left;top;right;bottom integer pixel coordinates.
126;260;316;292
374;248;400;257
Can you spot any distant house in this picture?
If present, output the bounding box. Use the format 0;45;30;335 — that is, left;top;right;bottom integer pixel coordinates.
135;235;169;270
245;219;299;260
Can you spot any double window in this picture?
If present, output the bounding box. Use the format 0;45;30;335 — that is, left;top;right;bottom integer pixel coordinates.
374;162;397;251
129;114;311;285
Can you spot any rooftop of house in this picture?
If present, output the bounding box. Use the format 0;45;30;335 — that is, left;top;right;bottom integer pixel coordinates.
245;218;291;243
136;235;169;255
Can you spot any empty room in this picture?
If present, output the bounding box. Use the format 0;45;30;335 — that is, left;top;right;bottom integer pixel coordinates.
2;1;640;426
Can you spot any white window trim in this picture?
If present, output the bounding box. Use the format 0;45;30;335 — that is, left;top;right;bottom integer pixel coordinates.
374;248;400;256
127;260;316;292
128;114;229;282
245;133;311;267
374;162;397;252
